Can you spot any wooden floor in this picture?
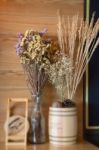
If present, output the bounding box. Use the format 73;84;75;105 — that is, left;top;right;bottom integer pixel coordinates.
0;142;99;150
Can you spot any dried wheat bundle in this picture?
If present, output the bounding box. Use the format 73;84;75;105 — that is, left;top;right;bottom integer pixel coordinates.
57;13;99;100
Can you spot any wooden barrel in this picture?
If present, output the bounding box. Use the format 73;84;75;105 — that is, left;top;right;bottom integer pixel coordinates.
49;107;77;145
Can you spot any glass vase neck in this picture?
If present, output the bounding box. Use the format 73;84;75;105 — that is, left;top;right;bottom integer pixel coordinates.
34;95;42;112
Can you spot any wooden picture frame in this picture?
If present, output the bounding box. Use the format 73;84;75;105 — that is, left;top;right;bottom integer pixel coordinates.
84;0;99;147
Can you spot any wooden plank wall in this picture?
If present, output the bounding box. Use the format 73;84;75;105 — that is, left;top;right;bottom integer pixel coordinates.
0;0;83;142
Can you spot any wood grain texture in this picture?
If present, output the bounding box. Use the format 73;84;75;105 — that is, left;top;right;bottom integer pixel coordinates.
0;141;99;150
0;0;83;142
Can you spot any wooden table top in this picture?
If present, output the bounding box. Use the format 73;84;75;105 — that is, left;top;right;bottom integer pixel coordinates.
0;142;99;150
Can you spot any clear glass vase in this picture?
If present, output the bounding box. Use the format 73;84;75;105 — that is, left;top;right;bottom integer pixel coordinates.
28;95;46;144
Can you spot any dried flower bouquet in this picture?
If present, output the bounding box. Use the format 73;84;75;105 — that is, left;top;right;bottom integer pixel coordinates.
16;29;59;98
48;13;99;106
48;14;99;146
16;29;59;143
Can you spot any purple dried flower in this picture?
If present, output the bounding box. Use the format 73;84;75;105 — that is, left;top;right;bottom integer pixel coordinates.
27;35;32;42
15;43;23;55
39;28;48;36
18;32;24;40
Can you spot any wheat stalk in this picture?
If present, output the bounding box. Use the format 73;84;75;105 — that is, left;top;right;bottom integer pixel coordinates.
57;12;99;100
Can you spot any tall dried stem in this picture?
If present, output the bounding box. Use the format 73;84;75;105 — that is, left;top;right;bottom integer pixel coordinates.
23;63;47;99
57;12;99;100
